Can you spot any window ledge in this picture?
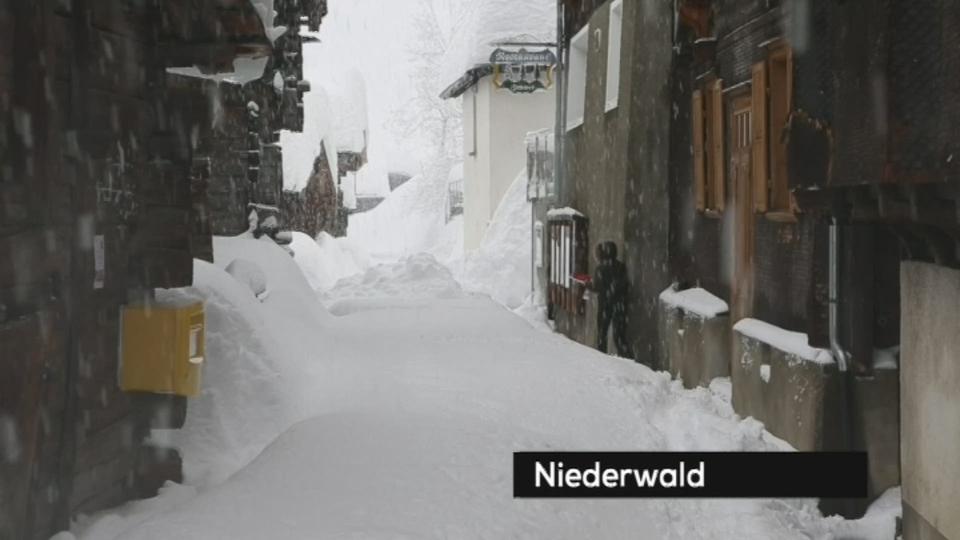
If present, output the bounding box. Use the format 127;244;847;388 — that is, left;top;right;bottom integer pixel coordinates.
605;99;619;113
764;210;797;223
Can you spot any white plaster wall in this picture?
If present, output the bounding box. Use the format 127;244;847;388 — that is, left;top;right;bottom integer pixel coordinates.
462;76;555;251
900;261;960;540
463;84;491;251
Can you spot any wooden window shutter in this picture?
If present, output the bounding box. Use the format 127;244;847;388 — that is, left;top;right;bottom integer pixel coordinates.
751;62;768;213
692;89;706;211
710;79;725;211
769;44;794;212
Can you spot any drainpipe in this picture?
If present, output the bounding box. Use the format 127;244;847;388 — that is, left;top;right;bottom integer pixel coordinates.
829;218;858;468
555;2;566;207
829;218;850;372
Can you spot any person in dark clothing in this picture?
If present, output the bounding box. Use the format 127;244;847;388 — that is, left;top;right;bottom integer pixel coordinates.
591;241;632;357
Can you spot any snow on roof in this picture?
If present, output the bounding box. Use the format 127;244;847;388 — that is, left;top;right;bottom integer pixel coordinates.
546;207;584;219
280;86;337;191
330;70;370;153
659;285;729;319
166;56;269;85
250;0;288;43
354;161;390;197
733;318;835;365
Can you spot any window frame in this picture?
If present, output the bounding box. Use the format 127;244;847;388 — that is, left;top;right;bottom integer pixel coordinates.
605;0;624;112
566;24;590;131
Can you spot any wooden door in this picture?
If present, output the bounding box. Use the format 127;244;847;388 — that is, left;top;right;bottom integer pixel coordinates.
731;95;754;322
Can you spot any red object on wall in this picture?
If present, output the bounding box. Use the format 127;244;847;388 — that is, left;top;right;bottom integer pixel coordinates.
573;273;592;284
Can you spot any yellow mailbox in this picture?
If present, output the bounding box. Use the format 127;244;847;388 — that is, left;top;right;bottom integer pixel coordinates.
120;300;205;397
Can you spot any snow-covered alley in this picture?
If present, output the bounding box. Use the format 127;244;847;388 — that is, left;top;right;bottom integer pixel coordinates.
9;0;945;537
68;235;898;540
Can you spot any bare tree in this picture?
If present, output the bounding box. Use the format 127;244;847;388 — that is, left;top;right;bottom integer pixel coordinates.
390;0;477;174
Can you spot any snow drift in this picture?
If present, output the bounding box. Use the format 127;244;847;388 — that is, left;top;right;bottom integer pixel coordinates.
290;231;371;291
151;237;333;489
347;169;462;264
458;170;532;309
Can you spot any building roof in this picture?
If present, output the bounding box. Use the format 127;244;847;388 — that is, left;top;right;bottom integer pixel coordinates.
439;64;494;100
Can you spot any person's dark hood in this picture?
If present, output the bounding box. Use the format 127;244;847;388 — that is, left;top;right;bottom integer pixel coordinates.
598;241;618;261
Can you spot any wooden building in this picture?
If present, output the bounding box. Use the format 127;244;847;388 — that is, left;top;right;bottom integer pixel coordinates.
550;0;959;533
0;2;325;538
282;140;347;238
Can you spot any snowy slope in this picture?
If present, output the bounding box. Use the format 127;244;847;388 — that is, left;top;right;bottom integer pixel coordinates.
458;170;532;309
289;231;371;291
346;170;462;264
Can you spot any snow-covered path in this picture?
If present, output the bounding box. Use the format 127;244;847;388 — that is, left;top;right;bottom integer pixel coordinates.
89;280;856;539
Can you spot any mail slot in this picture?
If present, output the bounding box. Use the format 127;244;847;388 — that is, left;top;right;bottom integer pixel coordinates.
120;300;205;397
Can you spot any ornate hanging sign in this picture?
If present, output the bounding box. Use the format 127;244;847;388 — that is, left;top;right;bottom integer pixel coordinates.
490;48;557;94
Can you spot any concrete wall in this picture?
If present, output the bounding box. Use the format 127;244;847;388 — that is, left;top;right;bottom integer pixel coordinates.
731;326;899;516
731;331;843;452
849;370;901;505
463;78;554;251
900;261;960;540
620;0;674;364
658;303;731;387
554;0;673;364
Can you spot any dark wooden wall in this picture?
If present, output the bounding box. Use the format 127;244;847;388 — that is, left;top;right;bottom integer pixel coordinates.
282;142;346;238
0;1;324;538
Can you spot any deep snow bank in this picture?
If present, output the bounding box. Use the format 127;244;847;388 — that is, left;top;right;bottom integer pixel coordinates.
161;237;332;488
458;170;531;309
289;231;370;291
347;170;463;264
323;253;464;315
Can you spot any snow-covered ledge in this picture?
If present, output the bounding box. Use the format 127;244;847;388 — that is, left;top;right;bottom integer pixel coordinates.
733;318;834;365
546;207;585;219
659;284;729;319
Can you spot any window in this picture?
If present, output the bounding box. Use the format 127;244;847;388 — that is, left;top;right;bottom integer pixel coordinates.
566;25;589;130
534;221;544;268
605;0;623;112
525;129;555;200
466;86;478;157
752;42;795;218
692;79;726;213
548;214;589;313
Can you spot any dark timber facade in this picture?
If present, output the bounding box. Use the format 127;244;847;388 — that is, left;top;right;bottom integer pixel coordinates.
0;2;326;538
552;0;960;534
